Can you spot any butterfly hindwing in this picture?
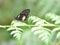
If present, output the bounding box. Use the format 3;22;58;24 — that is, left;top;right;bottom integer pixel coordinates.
15;9;30;21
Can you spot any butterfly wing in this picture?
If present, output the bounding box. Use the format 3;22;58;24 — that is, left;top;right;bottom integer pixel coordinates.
15;9;30;21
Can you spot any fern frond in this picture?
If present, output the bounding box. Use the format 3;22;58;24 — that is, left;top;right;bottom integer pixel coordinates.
50;27;60;45
27;16;52;44
7;26;23;41
11;20;27;26
51;27;60;42
28;16;55;26
6;20;27;42
31;26;51;44
45;13;60;25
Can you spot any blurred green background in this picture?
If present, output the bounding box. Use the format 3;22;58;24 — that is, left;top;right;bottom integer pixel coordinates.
0;0;60;25
0;0;60;45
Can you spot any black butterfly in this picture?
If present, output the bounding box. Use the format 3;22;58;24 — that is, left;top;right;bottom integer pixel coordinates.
15;9;30;21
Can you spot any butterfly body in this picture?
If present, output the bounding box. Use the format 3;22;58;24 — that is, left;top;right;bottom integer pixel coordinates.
15;9;30;21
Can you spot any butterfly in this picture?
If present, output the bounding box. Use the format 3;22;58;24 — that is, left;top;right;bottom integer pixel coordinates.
15;9;30;21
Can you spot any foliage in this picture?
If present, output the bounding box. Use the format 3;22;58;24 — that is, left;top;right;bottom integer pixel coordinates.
0;13;60;45
0;0;60;45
